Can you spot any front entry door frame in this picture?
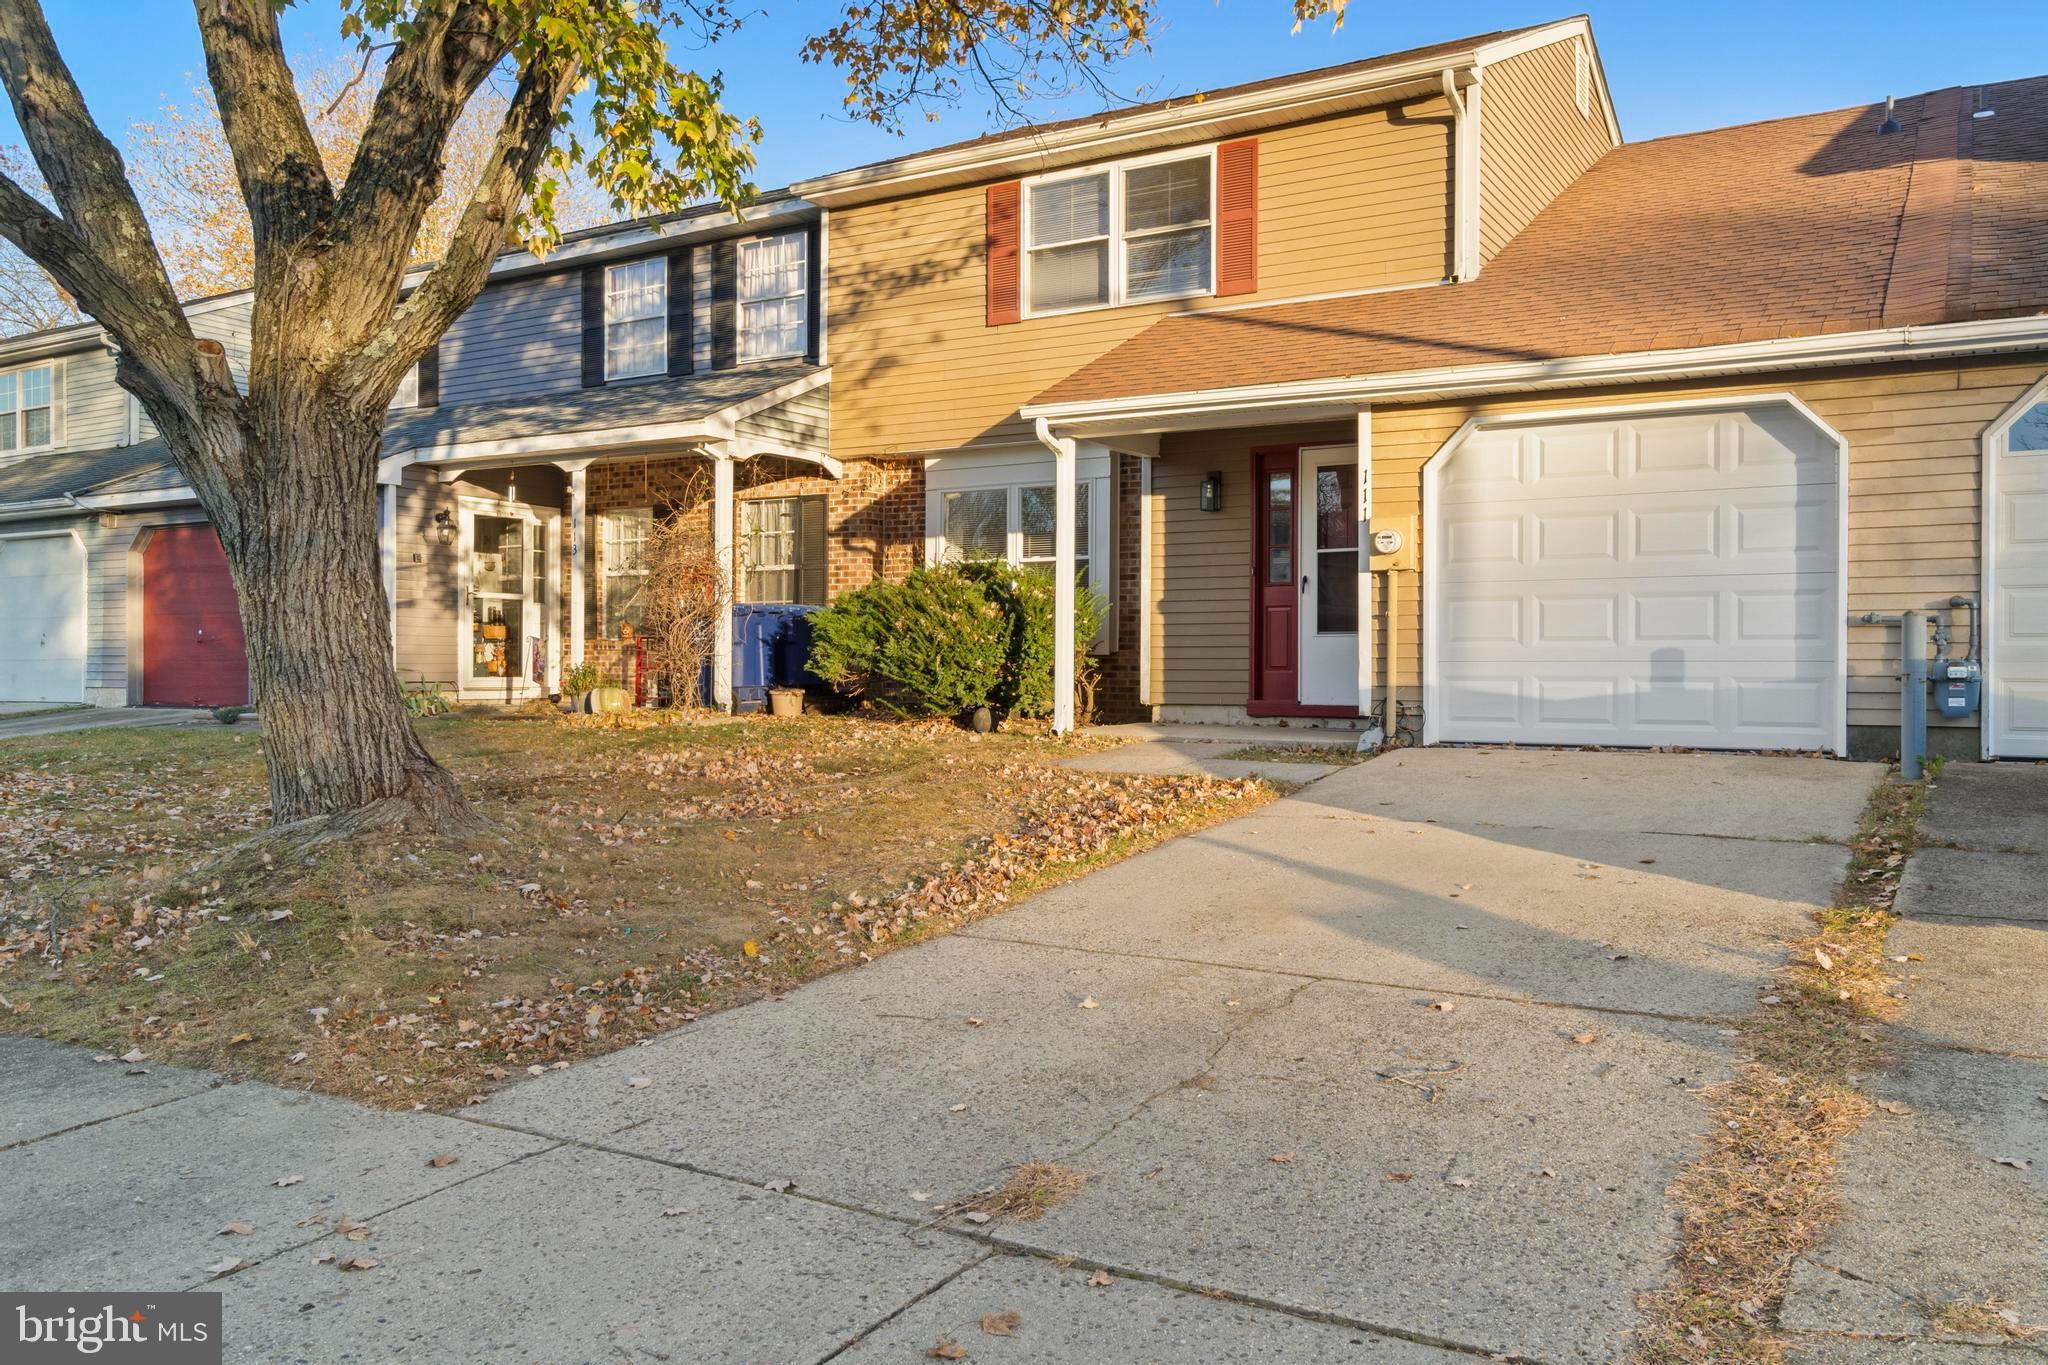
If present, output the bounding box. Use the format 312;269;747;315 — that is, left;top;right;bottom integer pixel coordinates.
1249;441;1368;718
455;494;560;703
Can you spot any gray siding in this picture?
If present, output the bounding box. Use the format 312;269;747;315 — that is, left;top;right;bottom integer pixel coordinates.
63;349;130;450
439;270;583;405
736;385;828;450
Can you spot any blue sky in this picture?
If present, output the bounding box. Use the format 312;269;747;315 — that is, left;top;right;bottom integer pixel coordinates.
18;1;2048;191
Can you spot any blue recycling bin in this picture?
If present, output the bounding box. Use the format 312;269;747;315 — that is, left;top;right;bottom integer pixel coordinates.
700;604;820;711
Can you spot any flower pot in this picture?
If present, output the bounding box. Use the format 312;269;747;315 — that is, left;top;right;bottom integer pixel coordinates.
768;687;804;719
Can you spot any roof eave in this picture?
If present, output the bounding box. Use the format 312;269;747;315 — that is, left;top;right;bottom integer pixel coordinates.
1019;313;2048;434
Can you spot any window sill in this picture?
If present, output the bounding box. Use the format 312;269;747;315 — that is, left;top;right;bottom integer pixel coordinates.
1018;285;1213;324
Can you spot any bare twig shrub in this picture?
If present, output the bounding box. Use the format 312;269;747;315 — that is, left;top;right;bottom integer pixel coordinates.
635;464;728;710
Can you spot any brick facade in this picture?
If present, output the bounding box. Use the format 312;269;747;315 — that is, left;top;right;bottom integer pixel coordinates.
1092;452;1146;722
566;453;925;681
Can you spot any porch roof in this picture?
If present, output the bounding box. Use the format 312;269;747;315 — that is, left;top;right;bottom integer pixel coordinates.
382;361;824;461
0;441;174;508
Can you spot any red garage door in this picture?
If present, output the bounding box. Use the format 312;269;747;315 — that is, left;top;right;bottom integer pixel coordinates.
143;525;249;707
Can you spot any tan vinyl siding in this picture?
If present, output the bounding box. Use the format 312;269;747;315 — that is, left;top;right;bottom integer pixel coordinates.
1477;39;1615;262
1146;358;2037;733
828;96;1457;462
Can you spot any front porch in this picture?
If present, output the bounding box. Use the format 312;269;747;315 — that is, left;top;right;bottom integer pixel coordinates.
375;367;920;710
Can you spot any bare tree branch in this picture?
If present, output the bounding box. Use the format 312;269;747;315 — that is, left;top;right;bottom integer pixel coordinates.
0;0;190;376
191;0;334;263
340;47;574;401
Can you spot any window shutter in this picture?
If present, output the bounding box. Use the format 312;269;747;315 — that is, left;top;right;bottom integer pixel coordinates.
1215;139;1259;297
799;494;828;605
667;249;693;376
710;238;738;370
580;266;605;386
417;343;439;408
985;181;1022;326
50;358;65;448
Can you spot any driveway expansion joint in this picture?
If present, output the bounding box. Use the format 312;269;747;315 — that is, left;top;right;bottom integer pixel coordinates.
807;1249;997;1365
0;1078;224;1156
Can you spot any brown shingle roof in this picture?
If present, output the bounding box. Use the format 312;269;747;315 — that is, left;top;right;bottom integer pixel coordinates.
1034;76;2048;407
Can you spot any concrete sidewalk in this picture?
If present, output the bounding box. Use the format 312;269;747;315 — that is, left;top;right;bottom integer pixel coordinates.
1;748;1881;1363
1779;762;2048;1359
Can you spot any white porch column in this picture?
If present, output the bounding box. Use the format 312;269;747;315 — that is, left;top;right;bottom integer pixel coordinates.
712;452;735;711
1137;457;1153;712
1355;407;1375;724
379;482;398;668
1052;437;1078;734
567;464;588;666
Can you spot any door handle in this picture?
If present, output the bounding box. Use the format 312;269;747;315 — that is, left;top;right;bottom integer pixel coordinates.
1300;574;1310;595
196;627;204;643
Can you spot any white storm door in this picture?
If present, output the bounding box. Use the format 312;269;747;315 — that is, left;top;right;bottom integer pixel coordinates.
0;533;86;703
1297;445;1362;707
1431;406;1839;751
1990;398;2048;757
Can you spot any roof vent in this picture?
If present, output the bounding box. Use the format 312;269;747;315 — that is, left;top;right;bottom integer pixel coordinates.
1878;95;1901;135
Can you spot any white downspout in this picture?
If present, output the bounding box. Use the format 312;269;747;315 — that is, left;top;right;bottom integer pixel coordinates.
1033;416;1079;734
1441;66;1483;283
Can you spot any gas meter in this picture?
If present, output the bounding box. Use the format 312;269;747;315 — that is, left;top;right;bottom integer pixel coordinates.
1932;595;1981;720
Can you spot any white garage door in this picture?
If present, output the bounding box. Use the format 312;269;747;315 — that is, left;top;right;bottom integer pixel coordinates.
0;533;87;703
1988;392;2048;758
1427;404;1841;752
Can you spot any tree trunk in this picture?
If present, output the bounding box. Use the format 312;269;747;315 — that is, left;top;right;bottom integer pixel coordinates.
211;403;479;836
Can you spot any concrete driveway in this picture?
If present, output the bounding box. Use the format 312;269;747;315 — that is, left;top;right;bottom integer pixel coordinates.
0;705;237;740
0;748;1878;1363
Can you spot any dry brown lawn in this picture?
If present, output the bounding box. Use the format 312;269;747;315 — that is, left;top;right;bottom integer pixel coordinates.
0;709;1268;1111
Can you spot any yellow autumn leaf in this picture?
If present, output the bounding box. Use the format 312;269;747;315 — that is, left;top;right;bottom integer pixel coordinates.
742;940;759;958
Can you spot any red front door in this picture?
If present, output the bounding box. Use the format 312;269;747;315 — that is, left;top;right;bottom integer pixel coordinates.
1251;447;1299;707
143;525;249;707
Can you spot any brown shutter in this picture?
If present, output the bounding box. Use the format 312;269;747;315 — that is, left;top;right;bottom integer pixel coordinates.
1215;138;1259;297
798;495;828;605
985;181;1022;326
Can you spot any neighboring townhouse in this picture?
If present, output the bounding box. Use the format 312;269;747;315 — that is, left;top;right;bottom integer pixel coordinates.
7;12;2048;764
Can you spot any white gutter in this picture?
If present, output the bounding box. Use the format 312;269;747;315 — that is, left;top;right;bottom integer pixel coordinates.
1021;313;2048;430
0;494;82;523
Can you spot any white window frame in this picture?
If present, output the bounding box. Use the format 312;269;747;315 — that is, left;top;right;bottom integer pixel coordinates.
737;230;810;363
604;258;668;381
598;506;654;637
740;496;802;603
389;361;419;410
932;478;1110;599
1019;144;1217;320
0;361;60;454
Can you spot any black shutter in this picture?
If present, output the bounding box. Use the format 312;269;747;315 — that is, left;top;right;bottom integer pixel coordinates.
417;342;439;408
580;266;605;387
666;249;692;376
804;223;822;364
710;238;738;370
798;494;828;605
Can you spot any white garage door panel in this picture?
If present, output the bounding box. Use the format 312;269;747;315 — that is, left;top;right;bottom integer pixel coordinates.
0;534;87;703
1430;405;1840;752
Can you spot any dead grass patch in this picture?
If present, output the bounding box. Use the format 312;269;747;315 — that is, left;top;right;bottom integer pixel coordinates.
1221;743;1367;767
943;1160;1090;1223
1923;1296;2042;1342
0;713;1265;1111
1635;771;1924;1364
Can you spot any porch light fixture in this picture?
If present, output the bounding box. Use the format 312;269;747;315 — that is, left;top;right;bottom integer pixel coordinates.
434;509;455;546
1199;471;1223;513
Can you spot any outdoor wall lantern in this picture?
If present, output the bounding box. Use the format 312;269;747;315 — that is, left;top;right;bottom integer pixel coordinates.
434;509;455;546
1199;471;1223;513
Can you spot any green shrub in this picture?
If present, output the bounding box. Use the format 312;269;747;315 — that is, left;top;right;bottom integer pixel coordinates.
808;562;1103;719
396;673;454;718
961;562;1106;718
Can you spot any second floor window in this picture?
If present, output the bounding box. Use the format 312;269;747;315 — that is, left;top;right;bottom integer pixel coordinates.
389;362;419;410
738;232;808;361
0;364;55;451
605;259;667;380
1026;151;1212;316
